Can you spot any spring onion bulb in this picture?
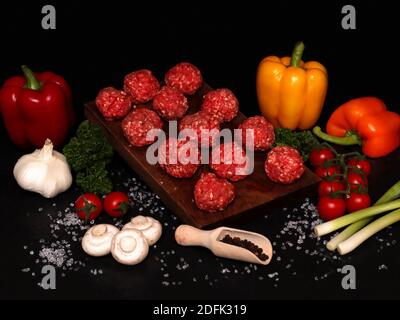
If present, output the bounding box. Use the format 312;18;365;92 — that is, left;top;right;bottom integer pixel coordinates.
337;209;400;255
326;218;371;251
326;180;400;250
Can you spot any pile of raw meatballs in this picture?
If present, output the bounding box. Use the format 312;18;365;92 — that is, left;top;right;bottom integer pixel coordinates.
95;62;305;213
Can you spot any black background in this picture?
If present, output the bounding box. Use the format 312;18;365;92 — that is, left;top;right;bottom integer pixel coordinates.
1;1;400;300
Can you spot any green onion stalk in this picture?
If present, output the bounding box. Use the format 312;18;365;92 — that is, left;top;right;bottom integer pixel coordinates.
337;209;400;255
314;198;400;237
326;180;400;251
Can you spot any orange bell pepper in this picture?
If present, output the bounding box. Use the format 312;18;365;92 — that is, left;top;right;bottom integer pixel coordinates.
256;42;328;130
313;97;400;158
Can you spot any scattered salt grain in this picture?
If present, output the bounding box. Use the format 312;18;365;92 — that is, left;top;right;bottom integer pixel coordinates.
221;268;230;274
39;248;67;268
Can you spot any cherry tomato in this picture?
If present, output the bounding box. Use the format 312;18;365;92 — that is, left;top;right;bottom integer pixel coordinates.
310;148;335;167
346;193;371;212
318;180;346;197
75;193;102;221
315;166;341;179
104;192;130;218
347;172;368;191
347;158;372;176
317;197;346;221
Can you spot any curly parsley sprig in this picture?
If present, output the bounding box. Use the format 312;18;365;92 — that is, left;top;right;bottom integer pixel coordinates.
63;120;113;194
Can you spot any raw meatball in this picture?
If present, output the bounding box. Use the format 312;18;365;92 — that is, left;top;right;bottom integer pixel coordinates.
238;116;275;151
122;108;163;147
123;69;160;104
201;88;239;123
194;172;235;213
265;146;305;184
210;141;251;182
165;62;203;95
179;111;220;147
158;137;200;178
153;86;188;120
95;87;132;121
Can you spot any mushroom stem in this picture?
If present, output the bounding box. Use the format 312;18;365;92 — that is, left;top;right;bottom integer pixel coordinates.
120;237;137;253
92;224;107;236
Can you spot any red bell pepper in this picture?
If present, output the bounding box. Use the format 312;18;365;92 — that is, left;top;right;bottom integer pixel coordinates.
313;97;400;158
0;65;75;149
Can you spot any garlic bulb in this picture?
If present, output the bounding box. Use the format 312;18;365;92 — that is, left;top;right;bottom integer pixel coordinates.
13;139;73;198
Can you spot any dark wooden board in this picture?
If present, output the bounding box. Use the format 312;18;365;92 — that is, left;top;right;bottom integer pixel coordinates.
85;83;320;229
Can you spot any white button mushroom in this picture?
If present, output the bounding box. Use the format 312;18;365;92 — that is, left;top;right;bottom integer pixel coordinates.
81;224;119;257
111;229;149;265
122;215;162;246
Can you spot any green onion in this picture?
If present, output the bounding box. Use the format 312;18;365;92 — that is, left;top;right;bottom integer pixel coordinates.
337;209;400;255
375;180;400;205
314;199;400;237
326;219;371;251
326;180;400;251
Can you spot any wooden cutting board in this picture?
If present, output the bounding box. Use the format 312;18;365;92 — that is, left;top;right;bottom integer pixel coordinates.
85;83;320;229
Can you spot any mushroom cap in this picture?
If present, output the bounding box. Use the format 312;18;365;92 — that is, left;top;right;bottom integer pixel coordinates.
111;229;149;265
122;215;162;246
82;224;119;257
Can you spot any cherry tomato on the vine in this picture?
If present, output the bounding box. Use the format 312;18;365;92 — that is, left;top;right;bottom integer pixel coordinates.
347;172;368;191
347;158;372;176
315;166;341;179
318;180;346;197
310;148;335;167
317;197;346;221
346;192;371;212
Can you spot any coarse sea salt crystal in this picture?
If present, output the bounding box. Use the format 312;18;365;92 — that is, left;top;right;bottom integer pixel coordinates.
39;248;67;268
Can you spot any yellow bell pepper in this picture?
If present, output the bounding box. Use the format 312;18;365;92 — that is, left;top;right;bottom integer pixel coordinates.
256;42;328;130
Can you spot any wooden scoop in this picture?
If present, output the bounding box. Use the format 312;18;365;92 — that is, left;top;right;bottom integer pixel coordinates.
175;225;273;265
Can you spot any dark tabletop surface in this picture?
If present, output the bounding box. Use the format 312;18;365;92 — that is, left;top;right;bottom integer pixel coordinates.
1;1;400;300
